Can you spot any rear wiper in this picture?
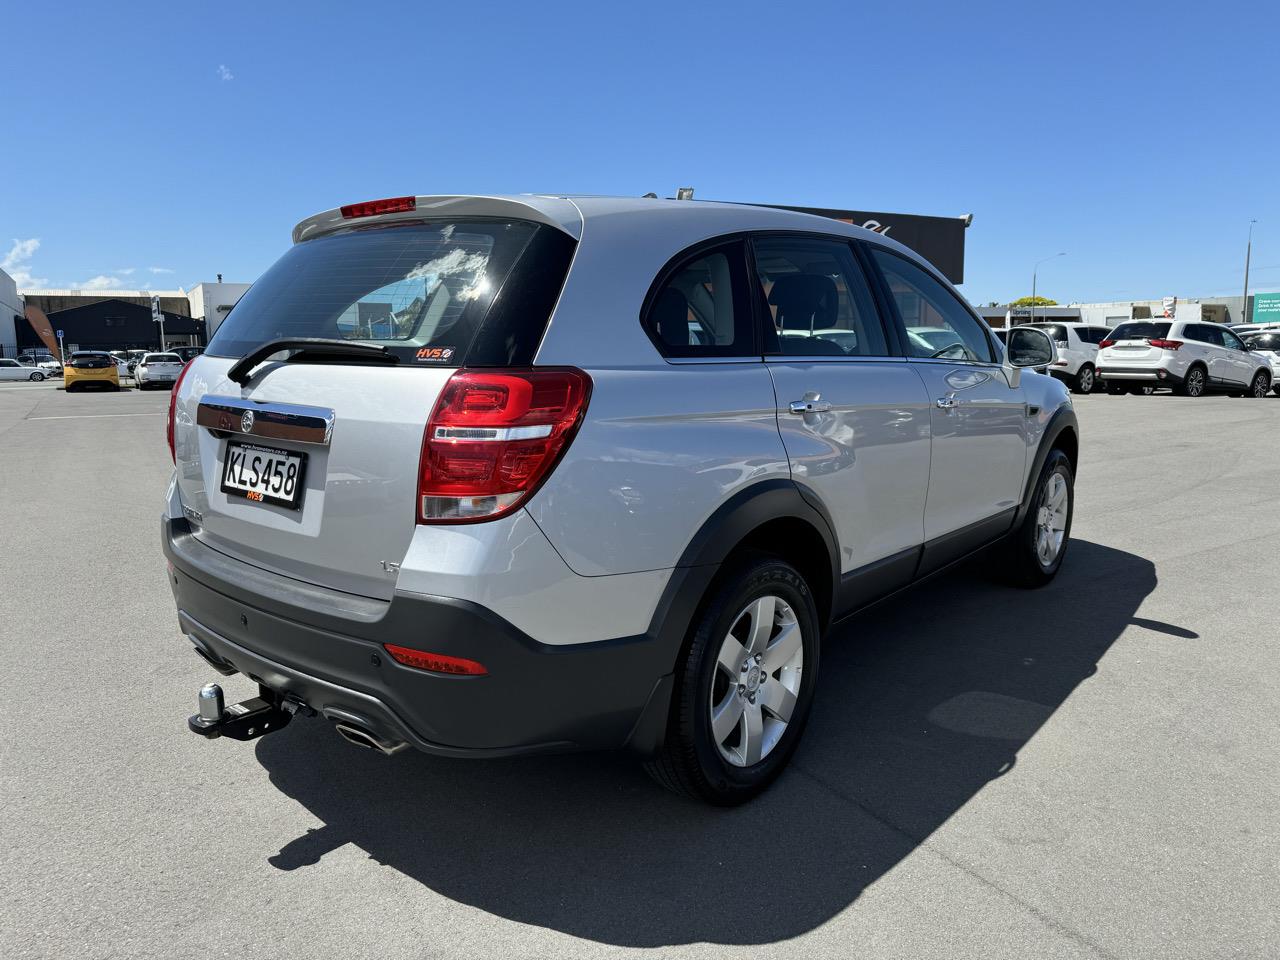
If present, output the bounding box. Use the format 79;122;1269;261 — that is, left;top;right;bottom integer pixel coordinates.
227;338;397;386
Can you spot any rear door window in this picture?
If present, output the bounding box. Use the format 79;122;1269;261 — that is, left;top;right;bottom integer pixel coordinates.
751;236;890;357
207;220;574;367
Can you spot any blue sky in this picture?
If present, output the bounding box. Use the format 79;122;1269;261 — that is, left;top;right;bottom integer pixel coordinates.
3;0;1277;306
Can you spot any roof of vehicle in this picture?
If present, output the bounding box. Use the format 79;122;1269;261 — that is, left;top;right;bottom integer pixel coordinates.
291;194;919;258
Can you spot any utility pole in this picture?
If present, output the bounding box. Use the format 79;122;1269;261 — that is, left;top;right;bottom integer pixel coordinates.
1242;219;1257;324
1031;253;1066;324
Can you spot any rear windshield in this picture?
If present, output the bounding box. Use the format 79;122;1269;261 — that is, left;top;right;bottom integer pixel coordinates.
146;354;181;363
1027;323;1068;342
207;219;575;367
69;354;114;369
1107;322;1171;341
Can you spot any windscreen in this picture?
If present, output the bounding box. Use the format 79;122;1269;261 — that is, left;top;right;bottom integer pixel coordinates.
1028;323;1068;342
207;219;565;367
1108;322;1171;341
1244;333;1280;351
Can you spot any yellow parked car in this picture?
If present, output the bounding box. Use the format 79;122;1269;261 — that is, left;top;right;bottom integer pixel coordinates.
63;351;121;392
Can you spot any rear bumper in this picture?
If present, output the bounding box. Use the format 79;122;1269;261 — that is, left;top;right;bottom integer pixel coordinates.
1096;365;1179;384
162;517;684;758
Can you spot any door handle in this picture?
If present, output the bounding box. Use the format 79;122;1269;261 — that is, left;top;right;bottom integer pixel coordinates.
789;399;832;415
935;395;957;409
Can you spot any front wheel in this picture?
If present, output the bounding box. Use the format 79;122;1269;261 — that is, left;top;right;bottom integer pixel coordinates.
30;372;45;381
998;449;1074;588
645;556;820;805
1249;370;1271;398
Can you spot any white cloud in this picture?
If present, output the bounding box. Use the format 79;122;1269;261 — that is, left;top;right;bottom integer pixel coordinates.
148;266;175;274
217;64;234;81
2;238;48;287
77;275;132;290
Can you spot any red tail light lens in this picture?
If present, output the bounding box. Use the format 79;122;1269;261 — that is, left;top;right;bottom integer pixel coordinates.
340;196;416;219
1099;338;1116;349
167;358;196;463
1149;338;1183;350
383;644;488;676
418;368;592;523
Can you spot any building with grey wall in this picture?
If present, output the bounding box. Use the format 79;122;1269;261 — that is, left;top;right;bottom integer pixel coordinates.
1;267;22;358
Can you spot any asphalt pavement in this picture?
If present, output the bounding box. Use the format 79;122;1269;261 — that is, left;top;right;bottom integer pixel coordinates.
2;382;1277;959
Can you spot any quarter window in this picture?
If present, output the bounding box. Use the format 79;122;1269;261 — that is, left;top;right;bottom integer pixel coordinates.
871;249;994;363
644;241;754;358
751;237;889;357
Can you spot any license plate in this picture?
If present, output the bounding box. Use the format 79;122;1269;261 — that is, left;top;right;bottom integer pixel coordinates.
220;441;307;509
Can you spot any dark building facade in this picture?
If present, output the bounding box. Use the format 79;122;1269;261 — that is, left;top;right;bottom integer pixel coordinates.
18;298;206;353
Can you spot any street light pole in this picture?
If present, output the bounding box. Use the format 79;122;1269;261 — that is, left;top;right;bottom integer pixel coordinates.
1242;219;1257;325
1031;253;1066;324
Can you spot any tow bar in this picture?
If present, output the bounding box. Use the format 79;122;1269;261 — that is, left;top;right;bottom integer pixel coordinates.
187;682;312;741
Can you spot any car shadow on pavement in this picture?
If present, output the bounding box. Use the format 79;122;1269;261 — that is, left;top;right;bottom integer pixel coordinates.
256;539;1159;947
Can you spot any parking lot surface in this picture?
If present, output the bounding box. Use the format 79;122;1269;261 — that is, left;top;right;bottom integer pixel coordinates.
2;386;1277;960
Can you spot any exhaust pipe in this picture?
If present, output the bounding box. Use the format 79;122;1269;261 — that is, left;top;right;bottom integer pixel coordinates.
333;721;408;756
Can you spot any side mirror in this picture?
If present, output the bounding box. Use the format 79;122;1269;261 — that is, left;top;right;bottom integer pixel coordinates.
1006;327;1058;368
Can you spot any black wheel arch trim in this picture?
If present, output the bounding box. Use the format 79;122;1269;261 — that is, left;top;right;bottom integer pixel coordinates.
1014;405;1079;528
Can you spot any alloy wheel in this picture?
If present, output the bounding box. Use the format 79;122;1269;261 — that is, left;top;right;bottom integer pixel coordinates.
709;595;804;767
1186;369;1205;397
1035;471;1069;567
1079;367;1094;393
1253;373;1269;398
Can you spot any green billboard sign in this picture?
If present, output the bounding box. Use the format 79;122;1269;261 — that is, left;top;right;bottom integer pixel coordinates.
1253;291;1280;323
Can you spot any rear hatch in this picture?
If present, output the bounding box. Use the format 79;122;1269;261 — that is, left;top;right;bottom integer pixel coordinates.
1100;321;1173;366
142;354;184;378
172;213;576;600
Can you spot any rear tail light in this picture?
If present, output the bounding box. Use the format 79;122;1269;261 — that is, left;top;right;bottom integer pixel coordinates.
383;644;488;675
418;368;592;523
340;196;416;219
1099;339;1116;349
1149;339;1183;350
167;358;196;463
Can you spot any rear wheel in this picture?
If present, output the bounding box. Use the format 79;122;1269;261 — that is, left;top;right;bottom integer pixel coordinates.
1249;370;1271;398
1176;365;1206;397
645;555;820;805
1072;364;1095;394
998;449;1073;588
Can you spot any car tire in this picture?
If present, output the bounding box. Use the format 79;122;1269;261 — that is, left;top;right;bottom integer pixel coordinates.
1249;370;1271;398
30;372;45;381
998;449;1074;589
1176;365;1207;397
644;554;820;805
1072;364;1095;394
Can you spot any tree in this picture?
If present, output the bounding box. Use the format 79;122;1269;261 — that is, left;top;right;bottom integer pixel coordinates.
1010;296;1058;307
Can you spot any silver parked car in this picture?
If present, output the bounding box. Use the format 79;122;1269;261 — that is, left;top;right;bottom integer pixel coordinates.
165;194;1078;804
133;352;184;389
0;357;48;381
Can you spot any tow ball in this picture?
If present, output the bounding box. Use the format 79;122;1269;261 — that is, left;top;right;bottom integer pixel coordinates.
187;682;311;741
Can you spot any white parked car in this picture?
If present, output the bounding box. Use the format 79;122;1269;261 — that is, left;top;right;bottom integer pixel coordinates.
18;352;62;375
1097;320;1273;398
1241;331;1280;396
0;358;49;382
133;352;184;390
1019;322;1110;394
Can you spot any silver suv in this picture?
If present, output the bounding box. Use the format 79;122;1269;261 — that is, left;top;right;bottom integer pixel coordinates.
164;195;1078;804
